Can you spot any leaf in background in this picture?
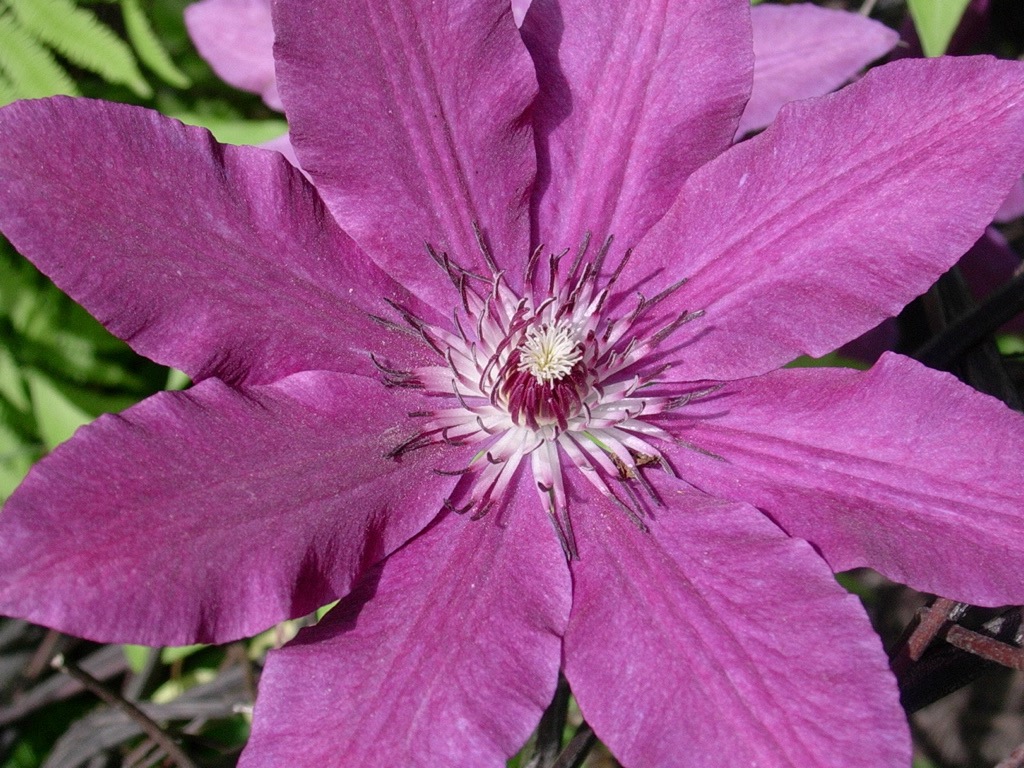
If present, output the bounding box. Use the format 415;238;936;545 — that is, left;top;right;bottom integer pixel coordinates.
122;644;152;675
24;371;92;450
165;367;191;390
0;69;15;104
0;241;166;498
785;351;870;370
120;0;191;88
997;334;1024;355
0;349;39;493
7;0;152;97
0;346;30;412
169;111;289;146
907;0;972;56
160;643;207;664
0;12;79;103
151;667;216;703
0;403;40;500
1;243;165;393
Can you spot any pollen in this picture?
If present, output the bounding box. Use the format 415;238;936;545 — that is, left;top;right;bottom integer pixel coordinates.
517;322;582;383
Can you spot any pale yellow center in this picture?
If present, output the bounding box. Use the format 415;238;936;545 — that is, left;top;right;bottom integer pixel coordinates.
517;322;582;383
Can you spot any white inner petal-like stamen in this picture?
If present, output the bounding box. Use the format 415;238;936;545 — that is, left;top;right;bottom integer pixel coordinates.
382;236;711;559
517;322;582;383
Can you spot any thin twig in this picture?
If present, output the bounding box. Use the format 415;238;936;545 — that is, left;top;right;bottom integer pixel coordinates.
51;654;199;768
907;598;963;661
945;625;1024;670
858;0;878;16
25;629;63;679
551;722;597;768
525;675;570;768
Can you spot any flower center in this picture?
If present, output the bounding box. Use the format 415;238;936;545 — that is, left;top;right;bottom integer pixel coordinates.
517;322;582;383
373;235;714;559
500;321;588;431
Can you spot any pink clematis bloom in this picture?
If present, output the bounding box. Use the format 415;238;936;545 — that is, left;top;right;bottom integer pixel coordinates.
738;2;899;137
185;0;899;160
185;0;534;166
184;0;303;167
3;1;1024;766
996;176;1024;223
185;0;279;110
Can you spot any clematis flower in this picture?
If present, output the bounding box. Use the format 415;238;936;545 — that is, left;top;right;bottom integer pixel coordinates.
743;3;1022;363
3;1;1024;766
184;0;302;168
185;0;900;160
738;2;899;137
185;0;279;110
184;0;533;166
893;0;1024;312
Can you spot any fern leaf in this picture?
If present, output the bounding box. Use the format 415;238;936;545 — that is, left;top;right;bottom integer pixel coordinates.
121;0;190;88
0;13;79;98
7;0;152;97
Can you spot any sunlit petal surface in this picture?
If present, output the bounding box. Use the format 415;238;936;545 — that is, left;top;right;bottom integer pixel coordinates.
665;353;1024;606
244;480;569;766
565;483;908;768
274;0;537;305
0;373;465;645
739;3;898;137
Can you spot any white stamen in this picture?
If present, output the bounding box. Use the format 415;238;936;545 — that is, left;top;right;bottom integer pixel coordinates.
517;322;582;383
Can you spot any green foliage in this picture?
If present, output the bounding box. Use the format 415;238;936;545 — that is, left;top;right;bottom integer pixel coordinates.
0;239;167;500
997;334;1024;355
170;111;289;145
121;643;151;674
0;698;94;768
785;351;870;370
0;0;193;106
907;0;972;56
7;0;151;95
120;0;190;87
0;11;79;100
24;370;92;449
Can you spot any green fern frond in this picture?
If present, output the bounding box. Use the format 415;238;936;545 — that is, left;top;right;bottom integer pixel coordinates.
7;0;152;96
0;12;79;99
121;0;190;88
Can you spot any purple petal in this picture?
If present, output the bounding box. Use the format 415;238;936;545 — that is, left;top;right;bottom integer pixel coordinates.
259;131;301;171
630;57;1024;381
0;98;429;387
242;491;570;766
738;3;898;137
0;372;465;645
564;481;908;768
521;0;752;252
664;353;1024;606
273;0;536;304
512;0;531;26
842;227;1023;362
185;0;281;110
995;176;1024;222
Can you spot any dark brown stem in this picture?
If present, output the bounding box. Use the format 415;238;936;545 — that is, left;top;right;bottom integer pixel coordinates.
551;722;597;768
51;653;199;768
